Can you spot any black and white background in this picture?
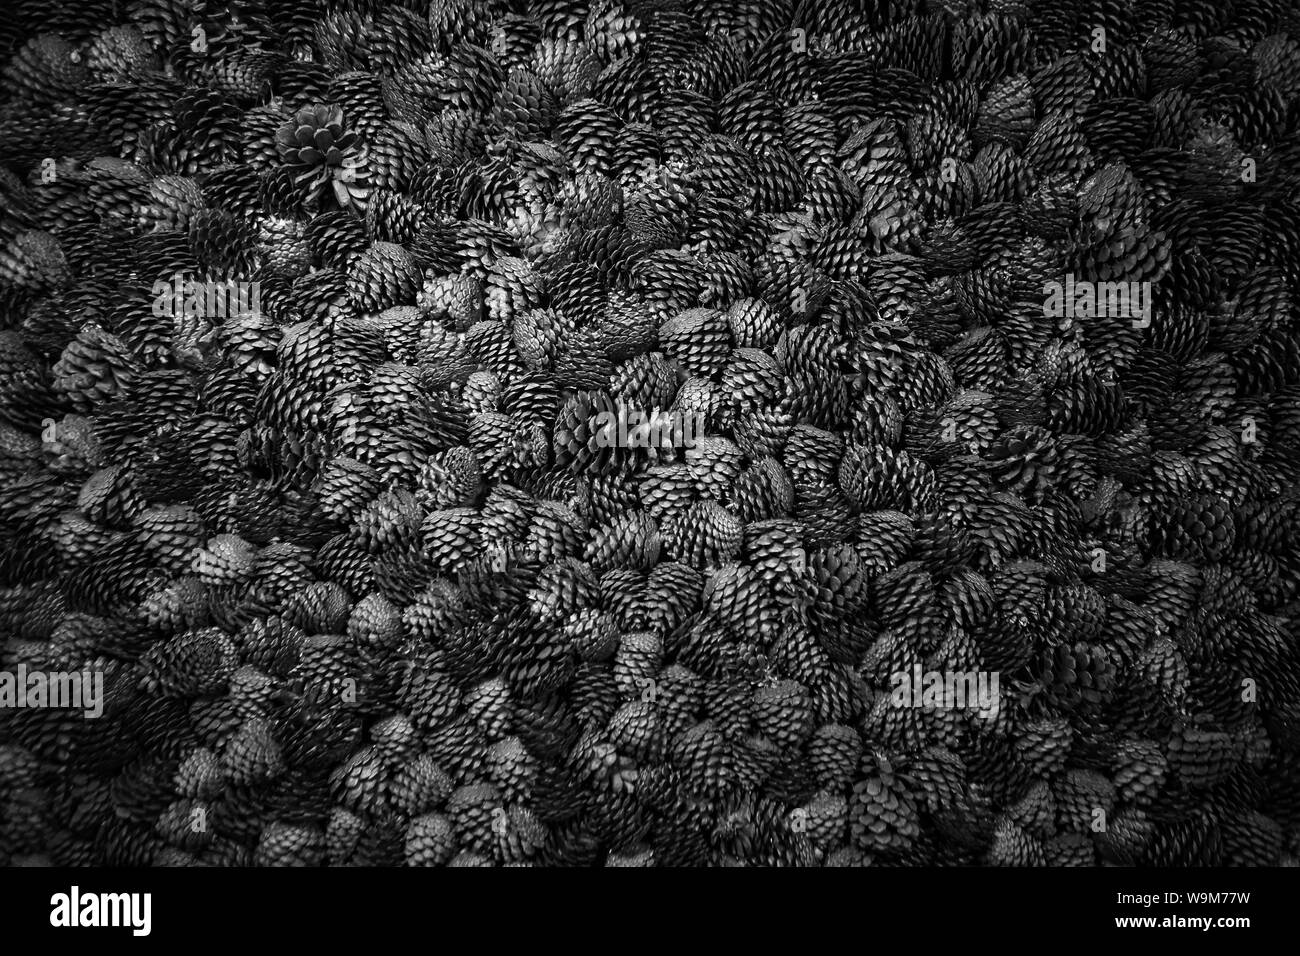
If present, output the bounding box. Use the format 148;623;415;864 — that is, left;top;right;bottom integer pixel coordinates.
1;0;1299;894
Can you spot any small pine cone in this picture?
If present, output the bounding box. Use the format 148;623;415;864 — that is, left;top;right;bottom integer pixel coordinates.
138;575;208;634
51;511;119;565
806;724;863;793
331;746;389;816
606;700;665;763
251;544;314;607
850;511;913;576
140;627;238;698
902;746;968;815
190;698;242;751
77;464;144;526
302;210;368;270
289;635;361;710
317;457;382;524
418;272;484;329
155;799;213;852
730;456;794;524
347;593;402;649
1113;738;1168;805
661;500;744;567
1006;780;1056;840
326;807;365;866
38;413;104;475
721;348;784;416
496;805;546;864
726;298;781;349
3;224;73;295
1054;769;1116;834
525;559;596;627
237;617;304;679
585;511;661;575
463;677;512;740
175;748;225;801
1014;717;1074;779
512;308;566;370
403;580;470;643
447;783;504;855
1096;807;1154;865
850;761;920;855
463;371;503;413
346;242;422;312
986;817;1048;866
191;534;257;587
405;813;458;867
229;666;276;717
638;464;695;524
485;737;538;802
371;715;420;768
659;307;732;378
975;75;1036;148
485;255;544;322
1167;726;1241;790
365;190;427;245
872;561;939;632
565;609;620;663
464;320;526;379
51;326;136;411
390;754;454;817
613;632;662;699
753;680;814;752
281;581;353;635
684;436;744;502
673;720;739;799
702;564;769;647
255;823;326;867
223;717;284;787
797;790;849;850
1036;641;1118;710
554;98;623;172
421;508;482;573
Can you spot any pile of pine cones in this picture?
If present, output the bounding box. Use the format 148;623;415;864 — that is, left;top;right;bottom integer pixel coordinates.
2;0;1300;867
